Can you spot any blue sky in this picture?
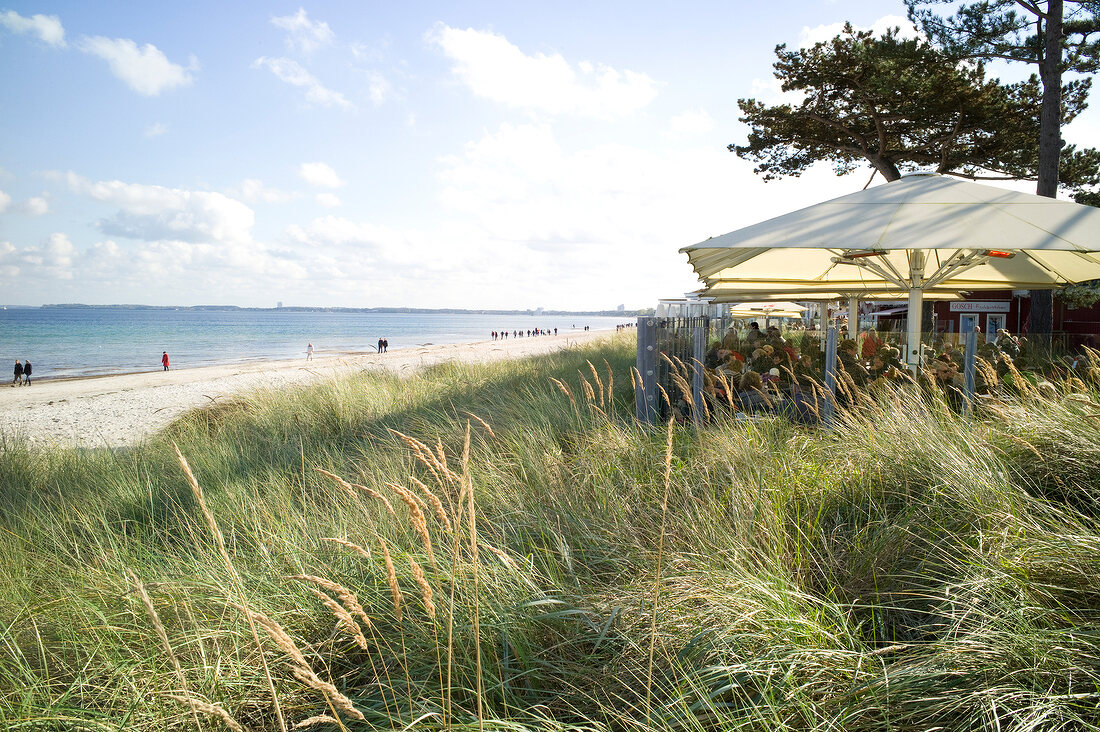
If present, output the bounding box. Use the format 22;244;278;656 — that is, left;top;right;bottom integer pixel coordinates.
1;2;1096;309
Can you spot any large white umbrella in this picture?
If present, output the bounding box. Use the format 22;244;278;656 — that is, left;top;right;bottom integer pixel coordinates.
682;174;1100;368
728;301;807;319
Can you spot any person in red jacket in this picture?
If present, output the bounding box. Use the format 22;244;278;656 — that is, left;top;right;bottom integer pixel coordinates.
161;351;170;371
861;328;883;359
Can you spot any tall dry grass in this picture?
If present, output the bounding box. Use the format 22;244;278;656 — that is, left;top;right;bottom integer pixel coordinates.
3;333;1100;730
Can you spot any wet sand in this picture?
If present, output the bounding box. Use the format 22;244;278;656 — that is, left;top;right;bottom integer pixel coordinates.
0;330;615;448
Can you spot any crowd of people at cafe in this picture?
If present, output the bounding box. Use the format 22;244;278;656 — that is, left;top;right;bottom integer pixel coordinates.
666;320;1097;422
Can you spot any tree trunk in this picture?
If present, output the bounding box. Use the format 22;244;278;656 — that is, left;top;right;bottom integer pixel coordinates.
1029;0;1063;344
1036;0;1063;198
922;301;935;334
874;158;902;182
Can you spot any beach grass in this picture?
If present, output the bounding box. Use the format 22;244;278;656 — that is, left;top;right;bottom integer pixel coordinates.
3;332;1100;730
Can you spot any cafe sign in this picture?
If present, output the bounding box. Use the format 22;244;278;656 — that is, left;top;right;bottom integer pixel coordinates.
949;301;1011;313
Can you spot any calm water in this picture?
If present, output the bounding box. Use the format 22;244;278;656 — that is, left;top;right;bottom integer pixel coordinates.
0;308;627;380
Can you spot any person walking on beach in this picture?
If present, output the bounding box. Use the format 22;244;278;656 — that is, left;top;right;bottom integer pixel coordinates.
12;360;22;386
377;337;384;353
306;342;314;361
161;351;170;371
21;360;31;385
382;338;389;353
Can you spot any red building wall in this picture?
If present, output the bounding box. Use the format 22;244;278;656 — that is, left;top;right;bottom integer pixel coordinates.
928;290;1100;348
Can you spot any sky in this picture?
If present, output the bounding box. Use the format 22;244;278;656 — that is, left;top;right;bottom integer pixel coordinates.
1;2;1097;310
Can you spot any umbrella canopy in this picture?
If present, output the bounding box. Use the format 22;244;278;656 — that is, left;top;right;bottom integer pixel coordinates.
728;301;807;319
681;174;1100;367
697;287;964;303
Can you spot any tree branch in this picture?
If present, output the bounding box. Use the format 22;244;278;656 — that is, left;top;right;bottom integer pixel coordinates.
1014;0;1046;18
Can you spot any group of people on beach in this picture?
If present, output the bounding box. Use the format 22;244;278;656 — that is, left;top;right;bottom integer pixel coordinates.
491;328;558;340
12;360;32;386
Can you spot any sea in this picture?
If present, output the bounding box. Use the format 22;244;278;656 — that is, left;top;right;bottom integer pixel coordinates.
0;307;629;381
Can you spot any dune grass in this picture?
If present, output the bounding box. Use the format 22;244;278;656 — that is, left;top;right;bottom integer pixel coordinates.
3;332;1100;731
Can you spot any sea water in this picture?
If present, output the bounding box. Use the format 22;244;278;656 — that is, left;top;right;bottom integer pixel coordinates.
0;307;628;380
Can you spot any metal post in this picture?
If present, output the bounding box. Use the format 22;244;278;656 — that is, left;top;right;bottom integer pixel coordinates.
905;251;927;374
962;329;977;416
635;316;657;424
822;326;839;426
691;316;707;425
818;303;827;351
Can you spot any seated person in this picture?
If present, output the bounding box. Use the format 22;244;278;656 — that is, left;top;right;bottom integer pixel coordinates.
861;328;884;359
793;353;819;387
750;348;771;374
744;322;764;346
718;351;744;377
837;339;870;387
928;358;965;411
705;344;724;368
867;353;891;382
996;328;1021;358
768;350;794;388
736;370;775;414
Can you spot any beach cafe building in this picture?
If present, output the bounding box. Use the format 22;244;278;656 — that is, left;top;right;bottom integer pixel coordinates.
871;290;1100;349
636;175;1100;424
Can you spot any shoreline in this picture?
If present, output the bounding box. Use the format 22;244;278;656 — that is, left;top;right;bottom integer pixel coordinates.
13;350;370;385
0;329;620;449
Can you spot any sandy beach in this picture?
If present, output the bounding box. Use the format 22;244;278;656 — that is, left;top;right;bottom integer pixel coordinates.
0;329;618;449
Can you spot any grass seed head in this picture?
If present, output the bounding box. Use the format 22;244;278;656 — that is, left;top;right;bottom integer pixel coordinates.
385;482;435;566
409;475;453;532
409;557;435;620
294;715;341;729
303;586;369;650
289;574;372;629
165;695;245;732
320;537;371;561
378;536;403;621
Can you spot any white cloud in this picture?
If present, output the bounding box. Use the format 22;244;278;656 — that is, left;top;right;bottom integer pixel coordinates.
427;24;659;119
271;7;334;54
668;109;715;136
0;241;16;278
79;36;196;95
283;216;425;274
430;122;865;305
315;192;341;207
0;233;76;279
239;178;297;204
350;41;383;63
799;15;918;47
363;70;391;105
298;162;344;188
22;196;49;215
145;122;168;138
252;56;352;108
287;216;389;247
0;192;49;215
64;172;254;245
0;231;320;301
0;10;66;47
45;232;75;269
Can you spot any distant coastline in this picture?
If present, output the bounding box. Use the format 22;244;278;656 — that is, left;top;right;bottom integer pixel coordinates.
19;303;655;317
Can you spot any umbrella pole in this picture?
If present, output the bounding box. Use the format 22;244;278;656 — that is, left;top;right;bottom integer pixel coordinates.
818;303;827;351
848;295;860;339
906;286;924;373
